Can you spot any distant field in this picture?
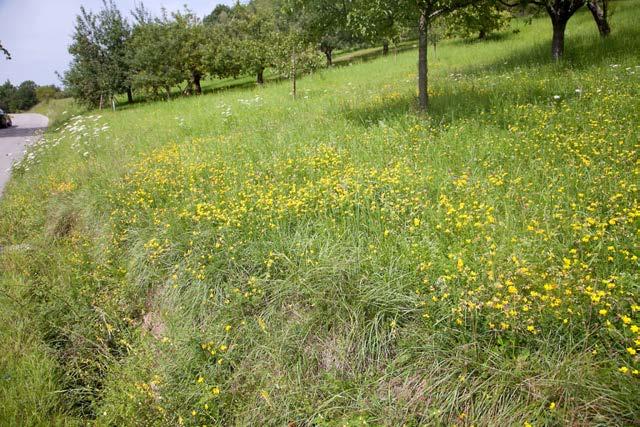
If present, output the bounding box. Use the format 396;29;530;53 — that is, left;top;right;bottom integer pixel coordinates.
1;1;639;425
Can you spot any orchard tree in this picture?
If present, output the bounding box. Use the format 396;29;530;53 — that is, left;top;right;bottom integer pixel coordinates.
205;25;244;80
271;1;325;99
63;7;104;107
172;9;208;94
230;2;280;84
500;0;610;60
444;0;511;39
348;0;409;55
94;0;133;103
128;15;184;99
289;0;357;66
352;0;478;111
538;0;586;60
63;0;132;108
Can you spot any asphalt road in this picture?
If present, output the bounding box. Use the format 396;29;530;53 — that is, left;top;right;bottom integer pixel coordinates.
0;113;49;195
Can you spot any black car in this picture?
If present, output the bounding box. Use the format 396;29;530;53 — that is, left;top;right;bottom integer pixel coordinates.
0;109;12;128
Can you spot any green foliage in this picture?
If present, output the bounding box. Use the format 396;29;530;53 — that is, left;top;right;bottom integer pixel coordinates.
171;9;209;94
230;2;281;82
35;85;64;103
285;0;362;64
444;1;512;39
63;0;132;107
347;0;411;48
0;80;39;112
128;16;185;99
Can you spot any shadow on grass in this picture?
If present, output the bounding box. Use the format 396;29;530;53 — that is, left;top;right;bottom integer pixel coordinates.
334;43;418;68
465;11;640;76
339;9;640;129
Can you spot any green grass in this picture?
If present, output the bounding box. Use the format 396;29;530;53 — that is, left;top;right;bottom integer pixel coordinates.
1;2;639;425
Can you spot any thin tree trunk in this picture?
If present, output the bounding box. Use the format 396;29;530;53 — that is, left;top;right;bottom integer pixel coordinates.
551;18;567;61
99;94;104;110
479;29;487;39
111;96;116;112
383;41;389;56
257;67;265;85
291;50;297;99
165;86;171;100
587;0;610;37
418;10;429;111
127;87;133;103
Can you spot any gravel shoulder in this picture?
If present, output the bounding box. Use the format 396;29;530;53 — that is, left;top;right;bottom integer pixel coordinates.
0;113;49;195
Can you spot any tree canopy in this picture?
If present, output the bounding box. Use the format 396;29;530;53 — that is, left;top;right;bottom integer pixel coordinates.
0;80;40;112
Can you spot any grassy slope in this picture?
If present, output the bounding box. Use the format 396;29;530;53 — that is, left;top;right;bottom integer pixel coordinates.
28;97;84;127
1;2;639;425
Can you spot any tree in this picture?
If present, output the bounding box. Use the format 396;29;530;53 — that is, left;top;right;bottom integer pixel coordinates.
36;85;63;103
14;81;38;110
229;2;281;84
0;81;16;112
94;0;133;103
444;0;511;40
500;0;610;60
172;9;208;95
288;0;358;66
543;0;585;60
62;0;132;108
348;0;409;55
128;16;184;99
0;80;39;112
271;8;325;99
0;41;10;60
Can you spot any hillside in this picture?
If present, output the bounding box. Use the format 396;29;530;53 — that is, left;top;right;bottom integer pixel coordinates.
1;2;639;425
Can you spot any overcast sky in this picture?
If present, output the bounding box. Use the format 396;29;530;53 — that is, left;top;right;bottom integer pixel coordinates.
0;0;233;86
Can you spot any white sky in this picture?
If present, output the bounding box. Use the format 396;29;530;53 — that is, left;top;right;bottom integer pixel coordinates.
0;0;234;86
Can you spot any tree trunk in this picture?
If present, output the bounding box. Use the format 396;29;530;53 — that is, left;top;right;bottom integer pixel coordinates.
193;72;202;95
383;41;389;56
551;18;567;61
165;86;171;100
257;67;265;85
99;94;104;110
479;29;487;39
418;10;429;111
291;50;297;99
127;87;133;103
324;48;333;66
587;0;610;37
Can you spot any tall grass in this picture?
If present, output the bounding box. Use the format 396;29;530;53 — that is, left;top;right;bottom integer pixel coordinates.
1;2;639;425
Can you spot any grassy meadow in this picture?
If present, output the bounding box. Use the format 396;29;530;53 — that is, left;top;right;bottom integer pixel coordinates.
28;97;83;127
1;2;639;425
